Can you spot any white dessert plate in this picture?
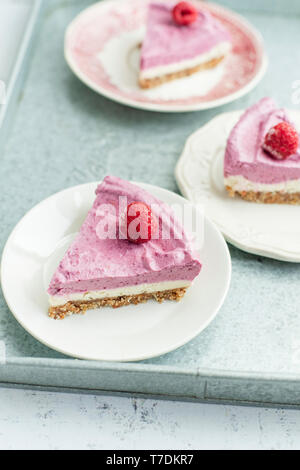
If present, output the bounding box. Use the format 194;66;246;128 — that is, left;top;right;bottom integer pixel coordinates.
64;0;267;112
1;182;231;362
175;110;300;262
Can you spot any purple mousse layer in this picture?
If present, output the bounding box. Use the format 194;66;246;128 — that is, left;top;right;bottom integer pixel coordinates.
48;176;201;296
224;97;300;184
140;2;231;70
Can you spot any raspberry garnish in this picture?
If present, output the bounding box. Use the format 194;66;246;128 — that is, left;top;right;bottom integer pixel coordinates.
172;2;198;26
125;201;158;244
263;121;299;160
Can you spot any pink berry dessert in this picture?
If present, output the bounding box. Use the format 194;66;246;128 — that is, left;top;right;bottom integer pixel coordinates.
48;176;201;319
139;1;231;89
224;97;300;204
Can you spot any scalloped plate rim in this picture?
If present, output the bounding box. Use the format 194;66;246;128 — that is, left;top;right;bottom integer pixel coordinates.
175;110;300;262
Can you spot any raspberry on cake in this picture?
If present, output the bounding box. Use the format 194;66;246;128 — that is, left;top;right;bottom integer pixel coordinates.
263;122;299;160
224;97;300;204
139;2;231;89
172;2;198;25
48;176;201;319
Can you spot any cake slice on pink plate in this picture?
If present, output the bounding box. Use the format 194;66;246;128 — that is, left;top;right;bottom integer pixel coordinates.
224;97;300;204
48;176;201;319
139;1;231;89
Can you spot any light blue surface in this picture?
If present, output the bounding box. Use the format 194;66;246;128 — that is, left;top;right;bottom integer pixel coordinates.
1;0;300;405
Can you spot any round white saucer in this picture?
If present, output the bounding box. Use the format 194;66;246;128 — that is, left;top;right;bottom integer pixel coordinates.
175;110;300;262
64;0;267;112
1;182;231;361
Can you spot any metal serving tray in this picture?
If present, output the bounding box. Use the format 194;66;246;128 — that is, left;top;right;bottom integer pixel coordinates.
1;0;300;407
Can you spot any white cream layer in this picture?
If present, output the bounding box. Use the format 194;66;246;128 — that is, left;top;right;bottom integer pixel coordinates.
49;280;191;307
225;175;300;193
140;41;231;80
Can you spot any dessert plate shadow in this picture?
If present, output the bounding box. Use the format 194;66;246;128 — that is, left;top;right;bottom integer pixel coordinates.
1;182;231;362
175;110;300;262
64;0;267;112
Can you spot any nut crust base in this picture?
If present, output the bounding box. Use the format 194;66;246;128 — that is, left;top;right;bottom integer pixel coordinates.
226;185;300;205
49;288;187;320
139;56;225;89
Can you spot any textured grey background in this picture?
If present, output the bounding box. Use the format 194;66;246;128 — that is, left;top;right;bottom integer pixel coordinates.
1;0;300;380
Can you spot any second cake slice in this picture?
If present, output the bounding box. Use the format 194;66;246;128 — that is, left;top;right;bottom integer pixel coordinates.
139;2;231;89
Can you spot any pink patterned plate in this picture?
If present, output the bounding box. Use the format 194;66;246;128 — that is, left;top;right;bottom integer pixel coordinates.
64;0;267;112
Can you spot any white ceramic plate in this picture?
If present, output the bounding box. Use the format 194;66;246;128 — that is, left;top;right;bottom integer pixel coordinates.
64;0;267;112
1;182;231;361
175;110;300;262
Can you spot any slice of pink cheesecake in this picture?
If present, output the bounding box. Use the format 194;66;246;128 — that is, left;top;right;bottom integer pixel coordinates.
224;97;300;204
139;2;231;89
48;176;201;319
